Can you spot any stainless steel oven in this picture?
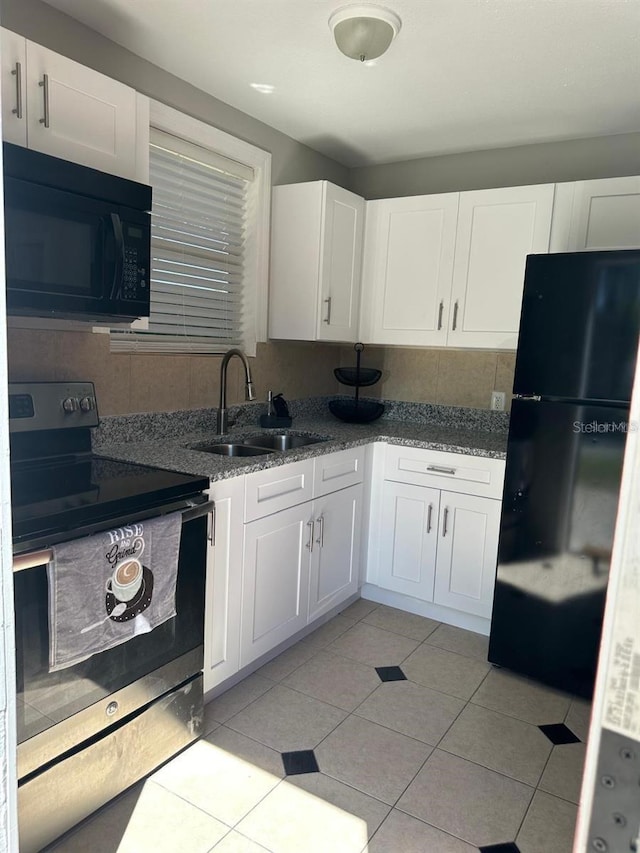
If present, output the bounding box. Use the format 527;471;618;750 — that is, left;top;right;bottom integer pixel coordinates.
9;382;211;852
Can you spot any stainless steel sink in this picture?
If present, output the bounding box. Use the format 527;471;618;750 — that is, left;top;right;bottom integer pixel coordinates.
190;442;274;457
239;433;328;451
188;432;329;456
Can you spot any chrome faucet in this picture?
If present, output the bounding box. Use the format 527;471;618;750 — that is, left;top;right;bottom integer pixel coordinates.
216;348;255;434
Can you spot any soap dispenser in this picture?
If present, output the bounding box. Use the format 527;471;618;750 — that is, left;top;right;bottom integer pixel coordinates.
260;390;292;428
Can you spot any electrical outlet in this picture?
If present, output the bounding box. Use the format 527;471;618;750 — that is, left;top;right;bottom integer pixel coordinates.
490;391;506;411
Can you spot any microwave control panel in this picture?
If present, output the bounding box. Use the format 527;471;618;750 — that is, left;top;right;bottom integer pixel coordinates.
123;244;146;301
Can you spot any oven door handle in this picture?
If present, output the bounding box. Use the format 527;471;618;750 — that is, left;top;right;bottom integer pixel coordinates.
12;499;215;573
181;499;214;524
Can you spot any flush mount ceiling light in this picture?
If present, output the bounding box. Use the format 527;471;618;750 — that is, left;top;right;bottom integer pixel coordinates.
329;4;401;62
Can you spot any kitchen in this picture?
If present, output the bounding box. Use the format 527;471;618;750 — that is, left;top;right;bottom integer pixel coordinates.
1;0;640;851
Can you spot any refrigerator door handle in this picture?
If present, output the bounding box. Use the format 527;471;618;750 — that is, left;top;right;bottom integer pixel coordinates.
442;507;449;537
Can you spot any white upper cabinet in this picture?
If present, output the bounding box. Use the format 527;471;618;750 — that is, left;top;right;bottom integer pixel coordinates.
269;181;364;343
447;184;555;349
551;177;640;252
1;29;27;146
360;194;459;346
360;183;554;351
25;42;140;179
1;29;148;181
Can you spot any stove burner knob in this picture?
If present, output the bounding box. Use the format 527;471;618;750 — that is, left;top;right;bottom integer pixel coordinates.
62;397;79;414
79;396;96;413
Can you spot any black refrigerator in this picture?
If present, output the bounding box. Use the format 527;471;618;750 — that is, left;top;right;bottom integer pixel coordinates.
488;249;640;699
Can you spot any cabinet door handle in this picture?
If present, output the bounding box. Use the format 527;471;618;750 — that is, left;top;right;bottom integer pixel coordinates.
427;503;433;534
306;520;315;552
315;515;325;548
39;73;50;127
452;300;459;331
11;61;23;119
207;504;216;546
437;300;444;331
442;507;449;537
323;296;332;324
427;465;456;475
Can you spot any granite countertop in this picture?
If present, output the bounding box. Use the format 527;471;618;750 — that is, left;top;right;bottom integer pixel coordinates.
93;399;508;482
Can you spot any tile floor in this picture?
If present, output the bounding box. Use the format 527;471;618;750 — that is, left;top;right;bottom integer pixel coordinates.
48;600;591;853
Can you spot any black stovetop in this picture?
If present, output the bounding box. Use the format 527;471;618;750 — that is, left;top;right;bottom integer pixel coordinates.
8;381;209;552
10;452;208;553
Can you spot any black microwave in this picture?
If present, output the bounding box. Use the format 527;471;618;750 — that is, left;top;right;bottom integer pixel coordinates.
3;143;152;323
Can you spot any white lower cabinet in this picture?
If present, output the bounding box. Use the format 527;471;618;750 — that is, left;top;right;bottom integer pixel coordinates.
308;484;362;622
379;481;439;600
433;490;501;619
241;503;312;666
240;481;363;668
201;447;365;675
379;481;500;619
203;443;502;692
371;446;505;628
203;477;244;694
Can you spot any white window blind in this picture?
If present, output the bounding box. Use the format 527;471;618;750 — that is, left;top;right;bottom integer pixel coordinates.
112;128;256;353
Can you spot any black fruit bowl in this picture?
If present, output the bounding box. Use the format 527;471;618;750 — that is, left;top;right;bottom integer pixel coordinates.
328;399;385;424
333;367;382;387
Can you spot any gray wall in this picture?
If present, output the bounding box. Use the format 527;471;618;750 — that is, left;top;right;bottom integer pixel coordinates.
0;0;349;188
350;131;640;199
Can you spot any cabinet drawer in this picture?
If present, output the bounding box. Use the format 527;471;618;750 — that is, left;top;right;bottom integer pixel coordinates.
314;447;365;498
245;459;314;521
385;445;505;499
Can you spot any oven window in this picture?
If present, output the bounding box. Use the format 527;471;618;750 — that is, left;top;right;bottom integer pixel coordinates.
14;515;206;745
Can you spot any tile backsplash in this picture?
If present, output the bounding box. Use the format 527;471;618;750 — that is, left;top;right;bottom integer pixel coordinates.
7;328;341;415
339;345;516;412
7;326;516;416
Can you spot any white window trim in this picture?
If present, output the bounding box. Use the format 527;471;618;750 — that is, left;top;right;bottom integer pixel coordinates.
114;100;271;355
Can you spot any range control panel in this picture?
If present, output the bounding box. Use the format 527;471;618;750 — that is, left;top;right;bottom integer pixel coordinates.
8;382;99;433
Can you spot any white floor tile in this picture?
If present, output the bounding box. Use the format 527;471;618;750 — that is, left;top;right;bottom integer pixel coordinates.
236;779;371;853
50;780;229;853
151;739;280;826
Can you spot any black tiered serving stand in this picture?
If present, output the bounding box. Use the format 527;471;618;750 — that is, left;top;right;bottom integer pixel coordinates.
329;343;385;423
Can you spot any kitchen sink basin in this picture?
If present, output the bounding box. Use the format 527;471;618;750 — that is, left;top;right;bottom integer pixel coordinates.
239;433;329;451
188;432;329;456
191;442;274;457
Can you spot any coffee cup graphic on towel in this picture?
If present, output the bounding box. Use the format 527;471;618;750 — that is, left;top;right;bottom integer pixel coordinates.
106;558;143;602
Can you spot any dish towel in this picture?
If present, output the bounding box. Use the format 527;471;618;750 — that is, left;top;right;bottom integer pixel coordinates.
48;512;183;672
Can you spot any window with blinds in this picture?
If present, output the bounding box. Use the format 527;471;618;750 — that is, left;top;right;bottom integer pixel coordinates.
111;126;259;354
